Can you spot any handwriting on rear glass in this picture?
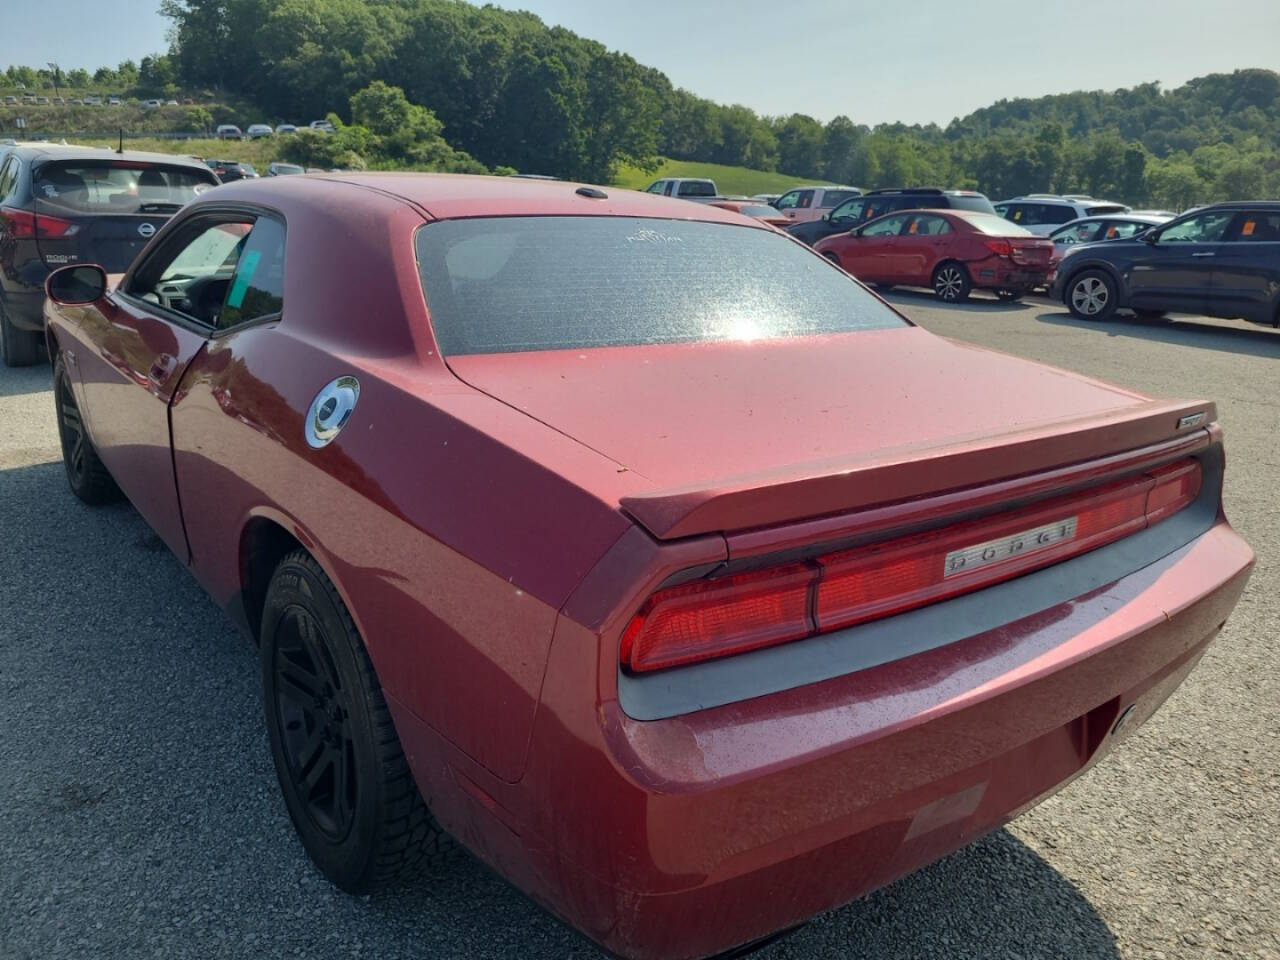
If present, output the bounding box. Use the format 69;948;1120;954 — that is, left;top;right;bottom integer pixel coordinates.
943;516;1078;578
626;229;683;245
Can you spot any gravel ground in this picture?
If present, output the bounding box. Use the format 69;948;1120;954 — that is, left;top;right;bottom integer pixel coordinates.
2;296;1278;960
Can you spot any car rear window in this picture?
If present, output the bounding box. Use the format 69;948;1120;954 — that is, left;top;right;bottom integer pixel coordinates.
945;193;996;214
964;213;1034;236
34;160;215;214
676;181;716;197
415;216;907;355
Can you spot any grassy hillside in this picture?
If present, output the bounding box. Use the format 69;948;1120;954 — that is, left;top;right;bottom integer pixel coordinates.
81;136;282;168
612;159;837;195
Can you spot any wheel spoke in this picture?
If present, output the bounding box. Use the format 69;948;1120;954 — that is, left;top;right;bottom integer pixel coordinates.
278;653;324;700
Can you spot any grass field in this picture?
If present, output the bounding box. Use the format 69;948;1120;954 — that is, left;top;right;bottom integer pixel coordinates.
113;136;283;168
612;159;836;195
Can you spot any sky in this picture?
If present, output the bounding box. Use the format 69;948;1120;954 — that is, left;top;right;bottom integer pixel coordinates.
5;0;1279;126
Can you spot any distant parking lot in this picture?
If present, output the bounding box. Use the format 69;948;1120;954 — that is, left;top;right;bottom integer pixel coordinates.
2;294;1278;960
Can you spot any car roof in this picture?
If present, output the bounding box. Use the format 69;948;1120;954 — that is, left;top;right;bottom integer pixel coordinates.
1;143;213;171
248;172;767;224
1061;213;1168;225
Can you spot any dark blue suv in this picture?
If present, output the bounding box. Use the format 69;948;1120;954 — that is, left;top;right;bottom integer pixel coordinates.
1049;201;1280;327
0;144;219;365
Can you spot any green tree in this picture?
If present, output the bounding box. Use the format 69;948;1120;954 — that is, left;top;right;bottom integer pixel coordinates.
774;113;824;178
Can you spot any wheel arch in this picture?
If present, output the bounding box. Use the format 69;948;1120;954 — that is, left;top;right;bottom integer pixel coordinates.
236;509;364;648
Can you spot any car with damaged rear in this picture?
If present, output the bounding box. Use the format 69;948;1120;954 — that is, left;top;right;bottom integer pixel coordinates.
42;173;1253;960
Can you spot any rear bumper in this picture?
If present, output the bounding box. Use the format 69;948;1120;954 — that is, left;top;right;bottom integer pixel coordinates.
971;262;1051;290
395;520;1253;960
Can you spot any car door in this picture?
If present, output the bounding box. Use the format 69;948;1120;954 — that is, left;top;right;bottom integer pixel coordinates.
74;211;258;558
894;213;953;283
1126;210;1236;314
842;213;912;282
776;189;815;223
1208;210;1280;323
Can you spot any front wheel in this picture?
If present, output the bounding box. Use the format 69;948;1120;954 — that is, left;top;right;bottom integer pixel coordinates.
932;262;971;303
54;357;120;504
261;550;454;893
1066;270;1118;321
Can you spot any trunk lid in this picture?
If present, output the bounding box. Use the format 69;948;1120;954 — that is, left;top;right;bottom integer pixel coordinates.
1010;237;1054;267
447;328;1212;539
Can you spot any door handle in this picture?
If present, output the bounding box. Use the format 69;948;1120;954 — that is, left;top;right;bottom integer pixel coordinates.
1190;251;1216;258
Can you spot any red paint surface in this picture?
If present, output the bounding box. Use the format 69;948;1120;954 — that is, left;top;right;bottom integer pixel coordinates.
43;173;1255;960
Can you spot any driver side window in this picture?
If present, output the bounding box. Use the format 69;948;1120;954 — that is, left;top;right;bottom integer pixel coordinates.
830;199;865;224
861;214;910;237
127;215;285;330
1158;212;1234;243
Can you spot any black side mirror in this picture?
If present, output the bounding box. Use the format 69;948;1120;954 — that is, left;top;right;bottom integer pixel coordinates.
1143;230;1160;245
46;264;107;305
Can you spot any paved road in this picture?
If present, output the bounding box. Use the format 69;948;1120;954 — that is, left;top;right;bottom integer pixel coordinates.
2;296;1278;960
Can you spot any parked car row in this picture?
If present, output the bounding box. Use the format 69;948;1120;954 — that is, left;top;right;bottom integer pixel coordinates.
2;94;189;107
29;171;1254;960
214;120;333;141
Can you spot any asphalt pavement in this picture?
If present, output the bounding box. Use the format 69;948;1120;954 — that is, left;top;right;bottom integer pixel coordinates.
2;294;1278;959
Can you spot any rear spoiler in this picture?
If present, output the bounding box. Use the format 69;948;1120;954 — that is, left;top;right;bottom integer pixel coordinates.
619;399;1215;540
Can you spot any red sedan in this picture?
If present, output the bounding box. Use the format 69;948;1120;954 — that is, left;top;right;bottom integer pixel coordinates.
816;208;1054;302
43;174;1252;960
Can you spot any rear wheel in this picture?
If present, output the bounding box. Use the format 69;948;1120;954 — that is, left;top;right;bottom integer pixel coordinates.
1066;270;1118;321
1;300;41;367
261;550;454;893
932;262;971;303
54;357;120;504
822;251;842;269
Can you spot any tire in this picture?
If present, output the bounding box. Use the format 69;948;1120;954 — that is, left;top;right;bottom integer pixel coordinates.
1;300;41;367
995;288;1024;303
822;251;842;268
53;357;121;504
932;262;971;303
261;550;453;893
1065;269;1118;321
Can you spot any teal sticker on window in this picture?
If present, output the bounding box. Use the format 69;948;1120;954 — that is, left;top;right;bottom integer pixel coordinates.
227;249;262;309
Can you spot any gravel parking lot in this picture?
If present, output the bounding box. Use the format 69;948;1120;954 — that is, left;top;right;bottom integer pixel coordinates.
2;294;1278;960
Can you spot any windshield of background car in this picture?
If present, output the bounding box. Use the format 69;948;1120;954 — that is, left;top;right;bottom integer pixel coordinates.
34;161;215;214
415;216;907;355
965;213;1034;236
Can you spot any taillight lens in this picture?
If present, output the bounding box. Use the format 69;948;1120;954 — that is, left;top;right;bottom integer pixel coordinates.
621;458;1203;672
984;238;1012;257
0;206;80;239
620;563;813;673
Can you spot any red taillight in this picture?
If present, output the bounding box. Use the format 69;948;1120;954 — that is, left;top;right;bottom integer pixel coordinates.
0;206;80;239
983;238;1012;257
621;459;1203;672
620;563;813;673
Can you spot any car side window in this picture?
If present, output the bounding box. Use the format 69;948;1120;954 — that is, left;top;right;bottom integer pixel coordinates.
0;156;18;200
127;218;256;327
1104;220;1148;240
1055;222;1102;245
861;214;910;237
774;190;802;210
1232;212;1280;242
1158;212;1235;243
908;214;951;236
663;181;675;196
644;181;666;194
217;217;286;330
819;190;857;209
830;198;865;224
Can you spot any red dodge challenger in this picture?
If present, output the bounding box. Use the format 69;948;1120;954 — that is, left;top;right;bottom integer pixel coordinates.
43;174;1253;960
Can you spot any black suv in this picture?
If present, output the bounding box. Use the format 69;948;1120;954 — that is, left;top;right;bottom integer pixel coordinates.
1049;201;1280;326
0;143;219;365
786;187;996;247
